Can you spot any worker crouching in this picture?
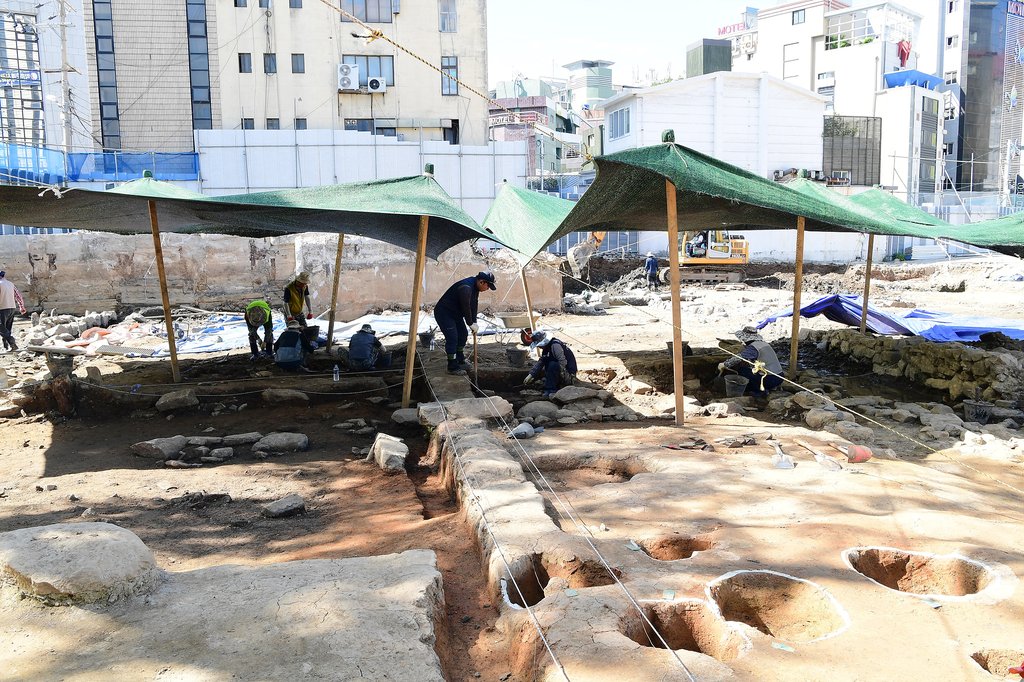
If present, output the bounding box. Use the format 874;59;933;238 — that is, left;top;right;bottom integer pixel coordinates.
523;331;577;398
274;319;315;372
348;323;391;371
718;326;783;398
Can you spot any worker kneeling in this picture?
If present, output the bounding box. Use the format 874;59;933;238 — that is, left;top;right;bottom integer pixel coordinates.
274;319;315;372
718;326;783;398
348;323;391;371
523;331;577;398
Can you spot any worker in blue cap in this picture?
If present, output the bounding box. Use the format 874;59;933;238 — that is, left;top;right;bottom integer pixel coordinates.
523;330;577;398
433;271;495;375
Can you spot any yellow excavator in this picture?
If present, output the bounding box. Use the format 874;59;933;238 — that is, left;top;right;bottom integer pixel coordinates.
566;231;606;279
661;230;750;284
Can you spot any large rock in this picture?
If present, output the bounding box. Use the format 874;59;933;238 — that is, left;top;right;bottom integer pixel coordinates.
805;408;841;430
261;494;306;518
0;522;158;603
368;433;409;474
827;421;875;443
517;400;560;421
261;389;310;405
155;389;199;413
222;432;263;446
252;432;309;453
551;386;599;404
792;391;831;410
130;435;187;459
418;397;514;427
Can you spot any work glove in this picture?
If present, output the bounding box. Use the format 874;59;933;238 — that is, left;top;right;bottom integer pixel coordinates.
523;374;536;386
470;323;479;334
287;317;294;322
717;363;726;372
306;313;313;320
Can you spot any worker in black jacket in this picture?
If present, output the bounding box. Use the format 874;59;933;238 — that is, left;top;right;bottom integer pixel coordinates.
433;271;495;375
523;331;577;398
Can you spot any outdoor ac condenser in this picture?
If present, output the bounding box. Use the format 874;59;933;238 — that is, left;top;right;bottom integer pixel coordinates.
338;63;360;91
367;77;387;94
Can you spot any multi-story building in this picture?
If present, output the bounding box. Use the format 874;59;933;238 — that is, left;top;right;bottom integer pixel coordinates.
77;0;488;152
488;78;582;175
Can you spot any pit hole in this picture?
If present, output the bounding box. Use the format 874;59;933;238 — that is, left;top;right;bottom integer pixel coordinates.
533;458;648;493
505;553;622;608
620;600;745;662
709;570;848;643
971;648;1024;676
846;548;994;596
639;534;716;561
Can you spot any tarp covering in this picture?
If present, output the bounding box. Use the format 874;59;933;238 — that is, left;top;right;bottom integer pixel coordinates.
846;187;950;227
539;142;941;260
0;175;502;259
482;184;576;264
756;293;1024;342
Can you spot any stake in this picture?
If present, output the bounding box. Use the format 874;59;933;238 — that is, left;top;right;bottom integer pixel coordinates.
665;179;685;426
860;233;875;334
472;328;479;385
402;216;429;408
148;200;181;383
326;233;345;350
788;215;806;380
520;264;537;331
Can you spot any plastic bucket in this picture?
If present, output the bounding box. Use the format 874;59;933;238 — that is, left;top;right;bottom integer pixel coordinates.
962;399;994;425
724;375;749;397
506;348;530;368
418;332;435;349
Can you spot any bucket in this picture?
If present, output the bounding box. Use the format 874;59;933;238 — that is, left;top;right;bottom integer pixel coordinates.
724;375;748;398
506;348;530;368
302;325;320;344
418;332;435;349
962;399;994;425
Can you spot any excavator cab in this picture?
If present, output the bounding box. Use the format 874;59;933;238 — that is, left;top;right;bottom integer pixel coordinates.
681;230;749;265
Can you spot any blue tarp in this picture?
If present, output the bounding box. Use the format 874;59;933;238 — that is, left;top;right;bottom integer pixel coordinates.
756;294;1024;342
883;70;943;90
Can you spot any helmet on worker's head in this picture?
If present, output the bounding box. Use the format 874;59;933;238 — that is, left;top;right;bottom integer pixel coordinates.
476;271;497;290
646;252;654;257
520;328;534;346
287;319;301;330
529;330;552;350
735;326;763;344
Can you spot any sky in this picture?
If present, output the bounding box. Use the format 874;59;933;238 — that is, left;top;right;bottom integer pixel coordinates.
486;0;767;87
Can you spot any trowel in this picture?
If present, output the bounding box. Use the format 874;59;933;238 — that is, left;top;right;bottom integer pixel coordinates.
770;441;795;469
795;439;843;471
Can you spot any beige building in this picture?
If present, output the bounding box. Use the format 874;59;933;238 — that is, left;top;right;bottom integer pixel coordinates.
83;0;488;152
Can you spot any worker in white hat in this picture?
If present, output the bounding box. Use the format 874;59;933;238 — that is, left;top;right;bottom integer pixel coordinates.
284;271;313;327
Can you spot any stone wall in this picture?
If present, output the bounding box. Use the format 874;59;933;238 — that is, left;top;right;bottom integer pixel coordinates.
818;329;1024;403
0;232;563;319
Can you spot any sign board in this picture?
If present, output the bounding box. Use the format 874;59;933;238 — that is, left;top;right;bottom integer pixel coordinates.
0;68;41;88
1010;1;1024;18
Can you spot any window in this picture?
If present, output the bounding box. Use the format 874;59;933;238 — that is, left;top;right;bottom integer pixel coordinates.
946;35;958;48
241;118;254;129
943;142;954;156
291;53;305;73
344;118;373;132
264;53;277;73
817;71;835;81
922;97;939;116
818;85;835;112
239;53;252;73
944;70;957;84
267;118;280;129
187;0;212;130
792;9;805;25
259;0;269;7
608;107;630;139
341;54;395;86
441;56;458;95
341;0;392;23
93;0;121;149
289;0;301;6
295;118;307;129
947;0;958;12
234;0;246;6
439;0;457;32
782;42;800;80
945;105;957;120
376;126;396;136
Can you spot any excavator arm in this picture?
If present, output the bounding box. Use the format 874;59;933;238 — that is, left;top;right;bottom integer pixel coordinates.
566;231;606;279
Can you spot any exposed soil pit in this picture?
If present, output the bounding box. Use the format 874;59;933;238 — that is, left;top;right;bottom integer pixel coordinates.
639;533;716;561
845;547;994;597
970;648;1024;677
620;600;746;662
505;553;622;608
708;570;848;643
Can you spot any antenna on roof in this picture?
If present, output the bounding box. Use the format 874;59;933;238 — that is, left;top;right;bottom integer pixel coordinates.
662;129;675;143
423;163;434;177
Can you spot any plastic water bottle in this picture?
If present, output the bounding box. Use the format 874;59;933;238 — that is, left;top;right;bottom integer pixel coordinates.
333;364;340;382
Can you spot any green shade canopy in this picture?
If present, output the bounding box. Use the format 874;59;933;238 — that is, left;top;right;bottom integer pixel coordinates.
482;184;576;264
846;187;950;227
0;175;502;259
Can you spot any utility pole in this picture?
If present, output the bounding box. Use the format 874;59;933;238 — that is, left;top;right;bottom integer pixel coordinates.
59;0;72;155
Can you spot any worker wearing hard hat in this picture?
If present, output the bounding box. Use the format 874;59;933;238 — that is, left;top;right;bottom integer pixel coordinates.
434;271;496;375
718;326;783;397
523;330;577;398
284;271;313;327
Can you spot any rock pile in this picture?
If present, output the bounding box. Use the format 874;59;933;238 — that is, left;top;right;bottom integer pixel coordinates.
516;385;639;426
21;310;118;348
130;430;308;466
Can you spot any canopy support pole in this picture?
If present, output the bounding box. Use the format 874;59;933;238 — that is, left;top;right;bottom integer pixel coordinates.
520;264;537;331
788;216;806;380
326;233;345;350
666;179;685;426
402;216;429;408
859;233;875;334
147;200;181;383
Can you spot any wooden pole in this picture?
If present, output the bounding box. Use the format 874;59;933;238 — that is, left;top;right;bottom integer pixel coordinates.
147;200;181;383
666;179;685;426
326;233;345;350
402;216;429;408
788;216;806;380
520;264;537;331
859;233;875;334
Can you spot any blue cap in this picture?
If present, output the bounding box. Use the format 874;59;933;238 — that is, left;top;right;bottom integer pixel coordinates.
476;271;496;290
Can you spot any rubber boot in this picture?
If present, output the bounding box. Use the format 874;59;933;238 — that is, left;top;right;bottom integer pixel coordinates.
446;358;466;376
455;349;471;370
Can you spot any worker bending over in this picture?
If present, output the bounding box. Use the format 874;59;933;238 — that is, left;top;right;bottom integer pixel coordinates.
433;271;496;375
284;272;313;327
244;299;274;360
348;323;390;371
718;326;783;398
523;331;577;398
274;319;315;372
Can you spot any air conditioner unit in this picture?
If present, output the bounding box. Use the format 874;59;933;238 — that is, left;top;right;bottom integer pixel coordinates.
367;77;387;93
338;63;360;92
